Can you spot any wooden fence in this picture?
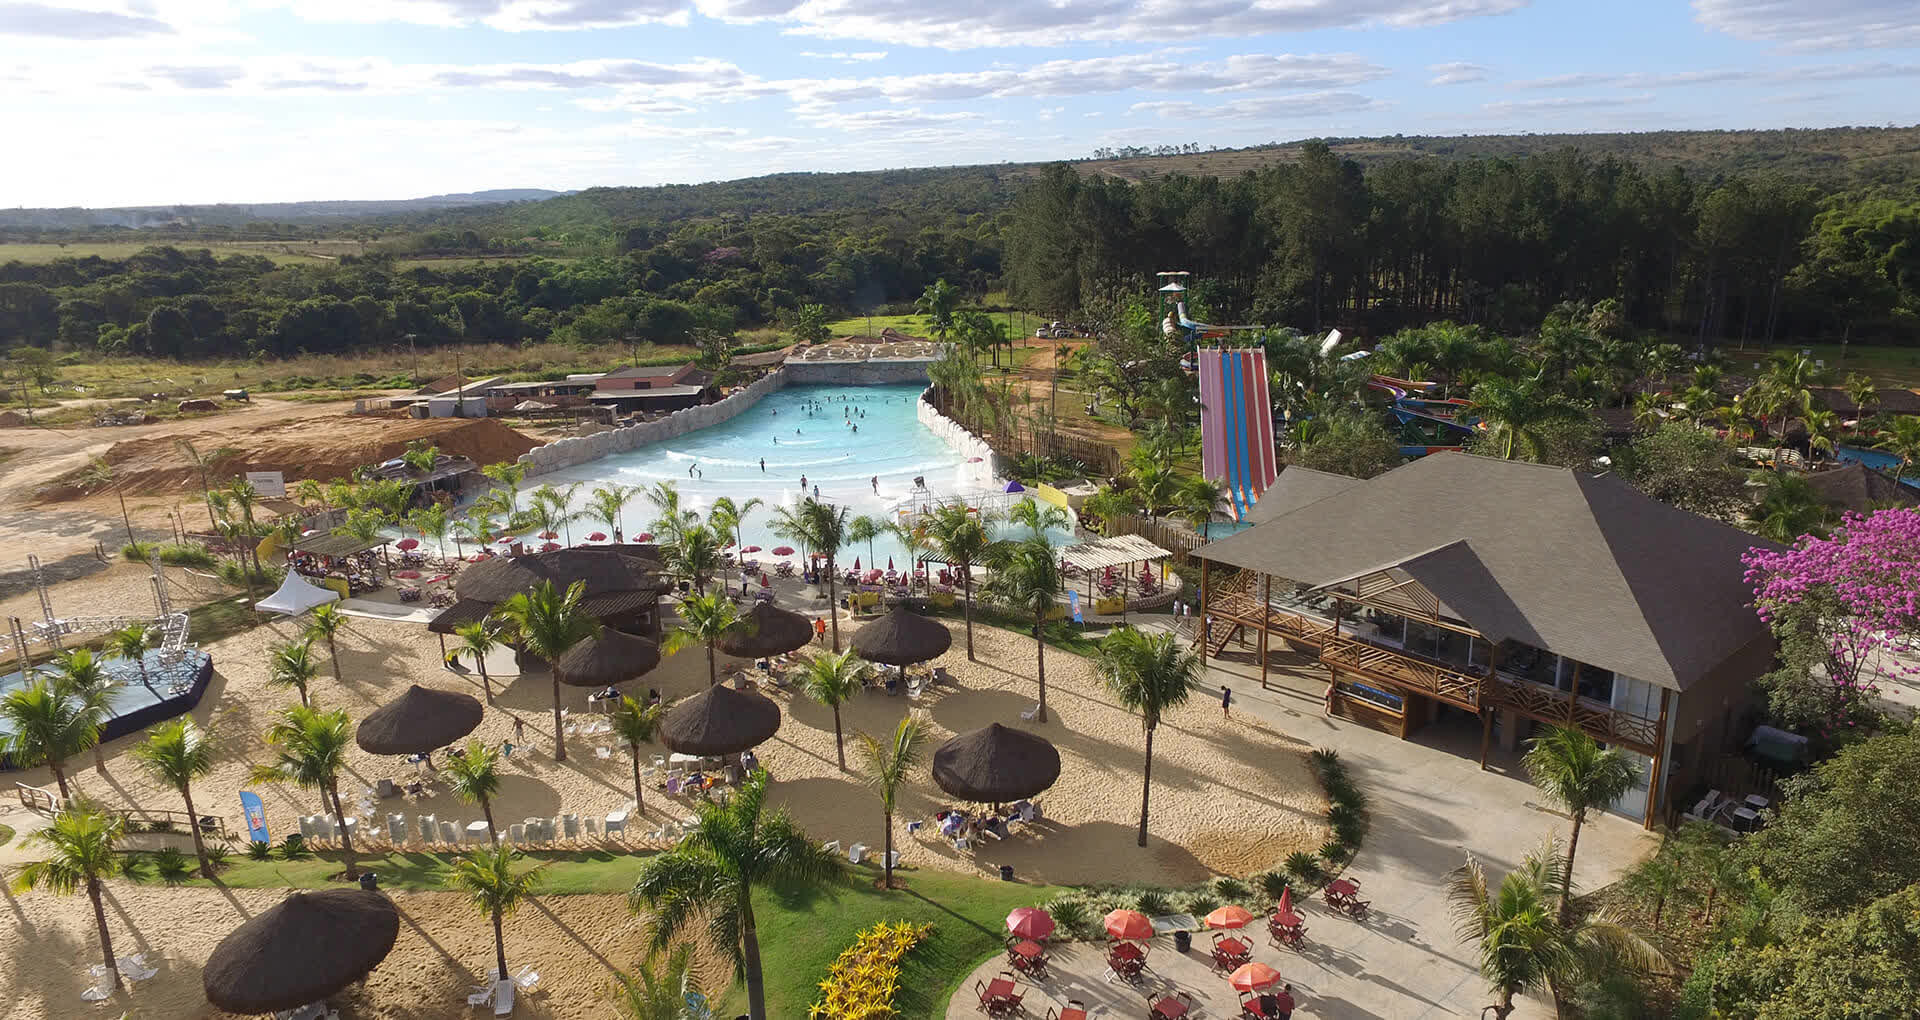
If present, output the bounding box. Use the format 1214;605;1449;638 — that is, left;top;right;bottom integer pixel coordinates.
1106;514;1207;567
927;391;1122;476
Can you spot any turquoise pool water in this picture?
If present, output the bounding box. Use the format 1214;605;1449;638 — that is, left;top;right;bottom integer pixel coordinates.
1837;446;1920;490
540;384;1010;567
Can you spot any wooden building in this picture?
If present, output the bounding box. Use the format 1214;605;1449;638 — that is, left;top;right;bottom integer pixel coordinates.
1194;453;1779;826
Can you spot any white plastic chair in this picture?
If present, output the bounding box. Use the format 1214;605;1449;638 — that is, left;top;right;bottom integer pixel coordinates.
1019;703;1041;721
848;843;868;864
562;814;580;841
492;978;515;1016
594;746;612;760
467;985;493;1007
419;814;437;844
118;954;157;982
387;814;408;844
822;840;841;855
508;823;525;844
440;820;459;844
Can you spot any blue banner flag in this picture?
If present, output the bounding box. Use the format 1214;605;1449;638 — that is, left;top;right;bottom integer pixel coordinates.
239;791;270;844
1067;589;1082;623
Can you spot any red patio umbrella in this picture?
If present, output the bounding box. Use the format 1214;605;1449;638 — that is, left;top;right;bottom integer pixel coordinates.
636;532;655;542
1274;888;1301;927
1229;962;1282;993
852;557;860;571
1103;909;1153;941
772;546;794;556
395;538;419;551
741;545;761;553
1006;907;1055;940
495;536;515;545
538;531;558;540
887;556;895;571
540;541;561;552
587;532;608;542
467;553;491;563
1205;905;1255;930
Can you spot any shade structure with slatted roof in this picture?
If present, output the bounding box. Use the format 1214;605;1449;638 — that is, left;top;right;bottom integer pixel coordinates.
203;889;399;1015
553;628;661;687
850;605;952;666
717;601;814;659
932;723;1062;803
355;685;485;755
659;683;782;756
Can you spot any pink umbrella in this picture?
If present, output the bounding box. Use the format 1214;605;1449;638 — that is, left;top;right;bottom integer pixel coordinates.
887;556;895;571
587;532;608;542
395;538;419;551
540;541;561;552
636;533;655;542
853;557;860;571
772;546;794;556
741;545;762;553
1006;907;1056;940
495;536;515;545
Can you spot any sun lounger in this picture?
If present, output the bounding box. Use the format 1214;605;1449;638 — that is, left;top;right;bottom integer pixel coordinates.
468;984;492;1007
492;978;515;1016
1020;703;1041;721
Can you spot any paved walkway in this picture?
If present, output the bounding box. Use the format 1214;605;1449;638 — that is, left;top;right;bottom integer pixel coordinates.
948;620;1659;1019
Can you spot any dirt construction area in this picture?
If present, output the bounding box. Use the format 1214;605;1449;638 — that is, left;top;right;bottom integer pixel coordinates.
0;395;537;597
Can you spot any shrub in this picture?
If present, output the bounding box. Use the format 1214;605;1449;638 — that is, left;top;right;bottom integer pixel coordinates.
1134;890;1173;916
278;833;310;859
1180;891;1220;917
1285;852;1324;886
1256;871;1292;903
154;847;193;883
1333;818;1366;848
1212;877;1251;903
1327;803;1364;829
120;541;157;562
1044;896;1093;940
120;852;153;880
219;561;285;587
809;920;933;1019
147;818;177;834
1308;747;1342;774
246;840;273;860
157;543;217;567
205;844;231;870
1318;841;1348;866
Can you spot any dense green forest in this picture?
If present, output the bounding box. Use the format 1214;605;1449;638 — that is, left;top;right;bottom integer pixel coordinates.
2;129;1918;358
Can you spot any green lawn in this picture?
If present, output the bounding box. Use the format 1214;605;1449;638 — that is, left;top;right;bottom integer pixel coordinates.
0;241;339;265
136;847;655;893
1729;343;1920;389
824;313;940;338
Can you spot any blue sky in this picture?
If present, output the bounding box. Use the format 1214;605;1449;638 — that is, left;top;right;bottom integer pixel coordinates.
4;0;1917;207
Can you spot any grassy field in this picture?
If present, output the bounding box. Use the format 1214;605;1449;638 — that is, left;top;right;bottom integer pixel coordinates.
0;241;348;266
127;846;1060;1019
825;313;939;337
1727;343;1920;389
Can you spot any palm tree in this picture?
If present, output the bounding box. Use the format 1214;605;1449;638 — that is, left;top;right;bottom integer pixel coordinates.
399;439;439;474
800;650;866;770
408;504;451;559
130;719;217;877
13;804;128;992
174;437;221;531
1844;372;1878;418
51;650;116;771
267;639;320;707
453;512;496;557
1470;377;1589;461
643;481;691;545
1802;407;1841;462
332;508;390;578
445;739;504;841
1751;471;1834;542
983;534;1064;723
856;714;925;890
1175;476;1224;540
481;460;527;517
612;944;704;1020
916;278;959;342
447;842;547;986
924;503;992;660
455;621;501;704
846;514;884;567
666;523;725;593
771;499;849;651
610;695;664;817
1520;725;1640;921
629;770;841;1020
1875;414;1920;485
306;602;347;684
0;677;103;799
1096;627;1203;847
1081;486;1140;535
1448;838;1665;1020
586;483;636;542
489;580;601;762
104;623;156;695
251;704;360;879
709;496;764;556
664;591;741;688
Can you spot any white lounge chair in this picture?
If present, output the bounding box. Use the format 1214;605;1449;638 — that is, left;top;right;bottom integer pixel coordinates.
492;978;515;1016
467;984;493;1007
118;954;157;981
594;746;612;760
1019;703;1040;721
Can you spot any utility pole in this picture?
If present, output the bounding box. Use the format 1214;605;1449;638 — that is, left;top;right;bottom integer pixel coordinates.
117;490;137;550
407;333;418;386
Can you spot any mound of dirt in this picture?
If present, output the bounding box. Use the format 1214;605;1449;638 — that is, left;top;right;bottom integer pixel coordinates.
37;415;539;502
0;410;30;427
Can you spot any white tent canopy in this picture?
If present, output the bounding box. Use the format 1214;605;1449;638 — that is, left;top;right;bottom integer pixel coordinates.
257;571;341;615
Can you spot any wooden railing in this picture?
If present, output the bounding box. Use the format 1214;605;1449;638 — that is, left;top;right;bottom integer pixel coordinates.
1321;635;1485;711
1482;675;1660;754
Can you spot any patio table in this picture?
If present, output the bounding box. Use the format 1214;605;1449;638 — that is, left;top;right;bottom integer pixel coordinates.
1327;879;1359;897
1011;940;1045;961
1150;994;1191;1019
1215;936;1248;957
1112;942;1145;961
986;976;1017;1003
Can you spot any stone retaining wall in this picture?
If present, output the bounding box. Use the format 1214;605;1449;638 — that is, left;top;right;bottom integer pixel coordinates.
518;368;789;478
785;358;937;386
916;386;1003;476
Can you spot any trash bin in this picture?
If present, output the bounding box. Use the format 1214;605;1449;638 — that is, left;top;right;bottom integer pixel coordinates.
359;872;379;892
1173;930;1192;953
999;864;1014;882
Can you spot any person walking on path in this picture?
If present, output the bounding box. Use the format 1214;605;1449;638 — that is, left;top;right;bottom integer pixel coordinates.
512;715;526;743
1220;684;1233;718
814;617;827;644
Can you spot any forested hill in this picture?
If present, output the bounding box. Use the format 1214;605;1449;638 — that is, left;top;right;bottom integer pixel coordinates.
0;189;568;231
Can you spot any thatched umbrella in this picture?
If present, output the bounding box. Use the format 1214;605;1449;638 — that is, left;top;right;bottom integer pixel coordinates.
553;629;661;688
932;723;1061;804
454;546;666;616
850;605;952;666
659;684;781;756
203;889;399;1015
355;685;484;755
717;601;813;659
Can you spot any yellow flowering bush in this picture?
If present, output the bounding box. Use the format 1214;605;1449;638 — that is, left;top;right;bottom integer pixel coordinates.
807;920;934;1019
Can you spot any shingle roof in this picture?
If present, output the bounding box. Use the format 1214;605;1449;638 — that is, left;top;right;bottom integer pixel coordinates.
1246;466;1367;525
1802;463;1920;512
1196;452;1778;691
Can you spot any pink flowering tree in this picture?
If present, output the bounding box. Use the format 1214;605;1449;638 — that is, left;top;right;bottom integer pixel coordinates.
1743;508;1920;735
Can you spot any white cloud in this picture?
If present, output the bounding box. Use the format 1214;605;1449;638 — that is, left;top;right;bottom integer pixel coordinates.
1132;90;1385;121
1692;0;1920;51
1428;61;1487;85
0;2;173;38
1508;62;1920;89
798;50;887;62
693;0;1528;49
1481;93;1655;114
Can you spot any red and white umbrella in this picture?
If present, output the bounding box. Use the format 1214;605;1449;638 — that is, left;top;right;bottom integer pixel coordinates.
887;556;895;571
495;536;515;545
853;557;860;571
1006;907;1055;940
538;541;559;552
772;546;794;556
587;532;608;542
741;545;762;554
395;538;419;551
1229;962;1282;993
636;533;655;542
538;531;558;540
468;553;491;562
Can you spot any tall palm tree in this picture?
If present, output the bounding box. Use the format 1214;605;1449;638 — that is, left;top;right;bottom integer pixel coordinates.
1801;407;1841;462
447;842;547;986
771;499;849;651
306;602;348;684
800;650;866;770
1470;377;1589;461
643;481;691;545
666;524;725;593
586;483;636;542
481;460;528;517
984;534;1064;723
1448;838;1665;1020
445;739;504;841
709;496;764;556
104;624;156;695
1875;414;1920;486
51;650;116;771
856;714;926;890
664;591;741;688
174;437;220;531
629;770;841;1020
924;503;992;661
1752;471;1834;542
0;677;103;799
489;580;601;762
455;621;501;704
611;944;704;1020
1844;372;1878;418
1096;627;1203;847
130;719;217;877
846;514;884;567
610;695;664;817
251;704;360;879
408;504;452;559
267;639;321;708
1007;495;1069;540
1175;476;1224;540
916;278;959;342
1520;725;1640;921
13;804;128;992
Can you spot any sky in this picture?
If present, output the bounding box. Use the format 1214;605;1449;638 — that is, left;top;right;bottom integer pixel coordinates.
3;0;1918;207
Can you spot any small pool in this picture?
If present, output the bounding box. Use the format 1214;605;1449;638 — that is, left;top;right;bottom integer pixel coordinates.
538;384;1064;566
1836;446;1919;490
